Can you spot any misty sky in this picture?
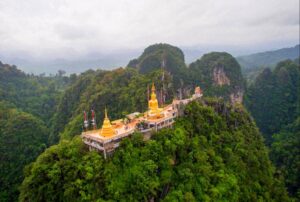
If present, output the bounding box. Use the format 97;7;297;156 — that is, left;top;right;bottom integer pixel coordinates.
0;0;299;71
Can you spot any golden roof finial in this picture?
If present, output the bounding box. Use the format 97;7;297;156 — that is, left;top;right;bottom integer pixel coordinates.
152;82;155;92
100;107;115;137
105;107;108;119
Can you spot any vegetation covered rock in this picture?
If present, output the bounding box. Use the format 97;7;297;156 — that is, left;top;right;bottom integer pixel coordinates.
20;99;289;201
0;102;49;201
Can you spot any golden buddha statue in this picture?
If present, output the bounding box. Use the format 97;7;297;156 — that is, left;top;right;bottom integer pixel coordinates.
148;83;163;118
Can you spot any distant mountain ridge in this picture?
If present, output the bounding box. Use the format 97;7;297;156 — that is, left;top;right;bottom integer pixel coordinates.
127;43;245;104
237;44;300;70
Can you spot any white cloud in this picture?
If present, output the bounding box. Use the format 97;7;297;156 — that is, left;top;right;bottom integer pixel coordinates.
0;0;299;59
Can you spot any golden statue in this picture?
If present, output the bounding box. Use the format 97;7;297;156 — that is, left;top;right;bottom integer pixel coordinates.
148;83;162;118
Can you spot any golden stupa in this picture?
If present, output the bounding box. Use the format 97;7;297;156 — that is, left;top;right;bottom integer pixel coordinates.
148;83;163;118
100;108;115;137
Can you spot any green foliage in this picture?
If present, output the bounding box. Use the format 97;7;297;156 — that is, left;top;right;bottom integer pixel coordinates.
50;48;246;145
127;43;189;88
0;62;68;124
245;59;300;198
0;62;71;201
50;68;174;143
237;45;300;83
189;52;245;101
245;59;300;143
20;99;289;201
19;137;105;202
2;46;297;201
237;44;300;72
127;44;245;102
0;102;48;201
270;118;300;198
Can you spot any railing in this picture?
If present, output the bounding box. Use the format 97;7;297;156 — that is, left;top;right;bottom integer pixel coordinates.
140;128;155;133
83;140;104;151
114;143;120;148
82;129;101;136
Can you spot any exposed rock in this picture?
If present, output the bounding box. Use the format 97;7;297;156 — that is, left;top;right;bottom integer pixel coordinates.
213;66;230;86
230;89;244;104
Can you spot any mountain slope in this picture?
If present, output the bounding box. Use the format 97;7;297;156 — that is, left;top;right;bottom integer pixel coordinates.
271;118;300;197
245;59;300;198
0;62;71;201
49;68;173;144
189;52;245;104
0;102;49;201
0;61;67;123
237;44;300;71
245;59;300;142
19;99;289;201
127;43;189;88
127;44;245;104
50;48;246;144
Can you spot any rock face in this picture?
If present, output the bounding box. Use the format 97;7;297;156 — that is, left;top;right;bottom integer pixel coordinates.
213;66;231;86
127;43;186;73
230;89;244;104
127;43;189;89
127;46;245;104
189;52;245;104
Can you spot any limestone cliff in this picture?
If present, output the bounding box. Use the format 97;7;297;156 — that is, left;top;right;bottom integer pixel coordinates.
230;88;244;104
213;65;231;86
189;52;245;104
127;45;245;104
127;43;188;89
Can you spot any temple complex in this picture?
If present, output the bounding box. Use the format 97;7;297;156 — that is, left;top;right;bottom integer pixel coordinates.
81;84;202;158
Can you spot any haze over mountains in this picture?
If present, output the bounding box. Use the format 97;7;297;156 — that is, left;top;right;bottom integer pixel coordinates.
1;44;299;75
0;50;139;75
237;44;300;70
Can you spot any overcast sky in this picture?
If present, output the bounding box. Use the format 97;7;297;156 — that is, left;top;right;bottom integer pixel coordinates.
0;0;299;62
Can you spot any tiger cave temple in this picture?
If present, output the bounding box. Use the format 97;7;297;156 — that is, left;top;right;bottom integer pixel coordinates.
81;83;203;158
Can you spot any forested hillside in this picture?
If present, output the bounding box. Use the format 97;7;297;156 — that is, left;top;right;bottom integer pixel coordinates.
1;44;298;201
245;59;300;197
128;44;245;104
2;44;245;183
49;68;173;144
237;44;300;71
271;118;300;197
245;59;300;142
0;102;49;201
19;99;289;201
237;45;300;83
128;44;186;76
189;52;245;104
0;62;70;201
50;44;245;145
0;62;69;123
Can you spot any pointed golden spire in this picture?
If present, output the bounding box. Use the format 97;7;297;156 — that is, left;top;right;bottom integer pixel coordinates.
100;108;115;137
105;107;108;119
151;82;155;92
150;82;157;100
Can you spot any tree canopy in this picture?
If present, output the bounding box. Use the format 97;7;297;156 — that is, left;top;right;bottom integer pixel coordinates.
19;99;289;201
0;102;49;201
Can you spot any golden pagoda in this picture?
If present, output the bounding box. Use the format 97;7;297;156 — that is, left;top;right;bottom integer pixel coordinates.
100;108;115;137
148;83;163;118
